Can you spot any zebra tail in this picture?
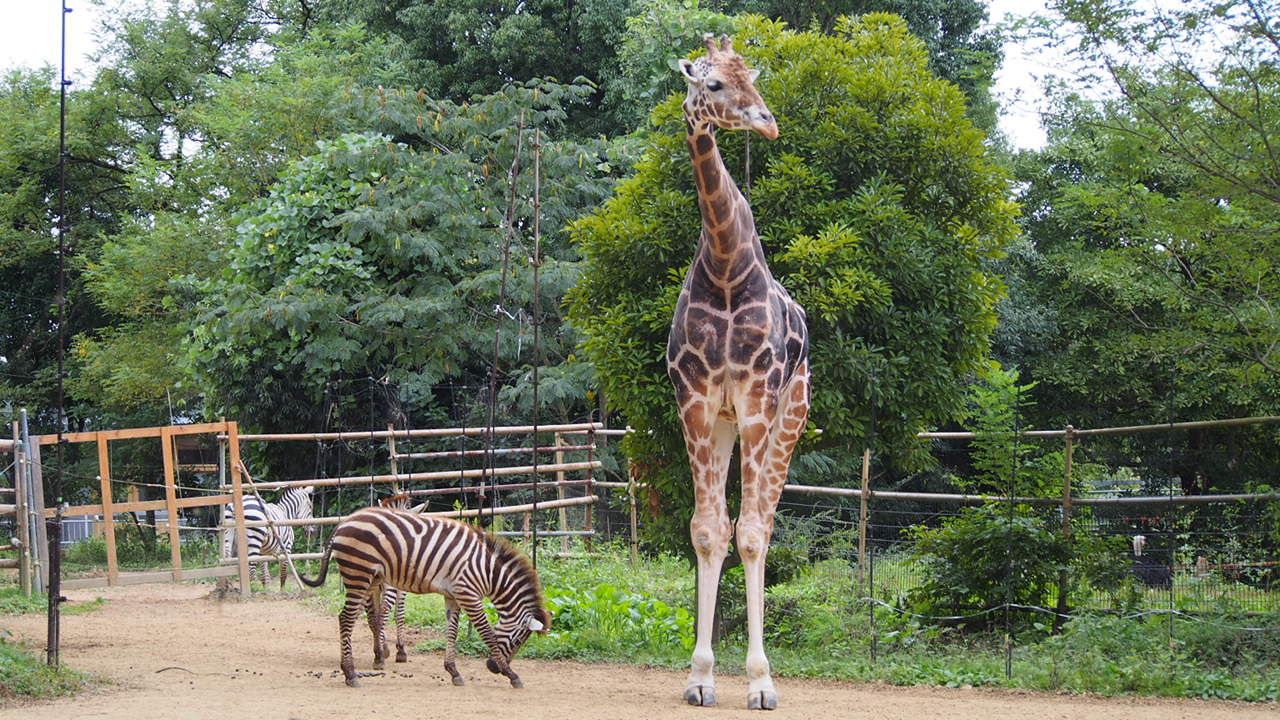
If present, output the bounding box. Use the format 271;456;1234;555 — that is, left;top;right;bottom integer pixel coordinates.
298;542;333;588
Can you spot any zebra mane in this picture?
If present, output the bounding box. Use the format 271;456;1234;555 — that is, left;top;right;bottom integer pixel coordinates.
380;492;412;509
471;525;550;624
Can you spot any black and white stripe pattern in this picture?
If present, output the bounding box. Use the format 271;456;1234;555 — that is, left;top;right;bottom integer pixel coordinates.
301;506;551;688
223;486;314;589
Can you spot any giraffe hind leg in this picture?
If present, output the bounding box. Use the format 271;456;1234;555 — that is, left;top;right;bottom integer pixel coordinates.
741;364;810;710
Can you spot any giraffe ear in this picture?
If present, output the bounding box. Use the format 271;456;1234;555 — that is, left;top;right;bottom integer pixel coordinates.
677;58;698;84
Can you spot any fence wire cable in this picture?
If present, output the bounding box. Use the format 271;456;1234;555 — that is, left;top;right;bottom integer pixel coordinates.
860;597;1273;632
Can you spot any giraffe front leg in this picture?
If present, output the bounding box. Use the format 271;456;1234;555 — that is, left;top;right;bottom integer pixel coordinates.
684;419;736;707
737;515;776;710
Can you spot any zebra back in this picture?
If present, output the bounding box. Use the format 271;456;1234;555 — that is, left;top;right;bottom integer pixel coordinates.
331;508;550;632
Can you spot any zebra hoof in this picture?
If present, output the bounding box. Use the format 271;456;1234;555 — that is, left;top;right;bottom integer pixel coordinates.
486;658;501;674
747;690;778;710
510;677;524;689
395;652;408;663
345;677;361;688
451;676;466;687
685;685;716;707
373;660;385;670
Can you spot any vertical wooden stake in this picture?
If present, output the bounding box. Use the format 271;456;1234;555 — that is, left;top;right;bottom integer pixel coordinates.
554;433;569;553
161;426;183;580
628;463;639;565
227;421;252;596
96;436;119;586
858;447;871;578
1054;425;1075;634
12;421;31;596
388;424;400;493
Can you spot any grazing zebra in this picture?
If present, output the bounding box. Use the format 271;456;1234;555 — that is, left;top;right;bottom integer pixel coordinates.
300;506;551;688
222;485;315;589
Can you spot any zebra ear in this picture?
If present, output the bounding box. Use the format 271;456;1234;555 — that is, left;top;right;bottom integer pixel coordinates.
526;618;544;632
409;502;427;514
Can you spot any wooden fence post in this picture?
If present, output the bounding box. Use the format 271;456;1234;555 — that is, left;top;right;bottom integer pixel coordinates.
161;426;183;581
555;434;569;552
1054;425;1075;634
628;463;639;565
227;421;252;596
858;447;872;578
96;436;120;586
12;421;31;595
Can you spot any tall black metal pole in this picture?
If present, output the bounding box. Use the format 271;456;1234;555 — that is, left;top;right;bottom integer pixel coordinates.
49;0;73;667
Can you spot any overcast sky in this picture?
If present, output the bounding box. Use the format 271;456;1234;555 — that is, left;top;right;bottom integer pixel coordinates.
2;0;1061;149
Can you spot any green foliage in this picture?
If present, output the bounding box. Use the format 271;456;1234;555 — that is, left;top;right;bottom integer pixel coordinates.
908;504;1069;626
536;583;694;658
0;638;92;699
1003;0;1280;497
569;15;1016;554
0;588;45;615
61;528;220;572
1024;613;1280;701
189;80;617;440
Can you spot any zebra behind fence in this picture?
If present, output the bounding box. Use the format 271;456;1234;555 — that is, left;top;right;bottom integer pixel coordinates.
300;506;551;688
375;493;420;664
222;485;315;590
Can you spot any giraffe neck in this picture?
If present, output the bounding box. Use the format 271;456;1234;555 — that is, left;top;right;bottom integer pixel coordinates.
687;123;759;268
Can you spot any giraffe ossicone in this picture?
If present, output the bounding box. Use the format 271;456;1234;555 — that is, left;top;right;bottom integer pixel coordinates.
666;33;811;711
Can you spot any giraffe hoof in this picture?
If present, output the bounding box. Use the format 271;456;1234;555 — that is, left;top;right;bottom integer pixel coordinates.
747;690;778;710
685;685;717;706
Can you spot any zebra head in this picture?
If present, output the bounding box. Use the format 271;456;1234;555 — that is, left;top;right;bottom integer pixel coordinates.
284;485;316;540
490;607;553;669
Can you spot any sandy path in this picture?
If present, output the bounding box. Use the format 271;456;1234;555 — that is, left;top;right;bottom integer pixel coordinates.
0;583;1274;720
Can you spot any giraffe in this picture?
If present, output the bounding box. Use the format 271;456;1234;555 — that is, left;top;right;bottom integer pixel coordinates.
666;34;811;711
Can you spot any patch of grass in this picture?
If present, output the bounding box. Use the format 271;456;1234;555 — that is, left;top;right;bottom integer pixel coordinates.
299;535;1280;702
0;588;45;615
0;637;92;700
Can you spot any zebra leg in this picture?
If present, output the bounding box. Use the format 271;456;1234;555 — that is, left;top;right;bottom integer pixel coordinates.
460;595;522;689
443;597;464;686
393;590;408;663
366;583;388;670
339;591;363;687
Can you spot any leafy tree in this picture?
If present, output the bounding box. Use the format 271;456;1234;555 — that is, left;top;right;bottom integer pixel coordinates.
75;13;405;416
0;67;130;430
567;15;1017;552
189;81;618;454
1003;0;1280;494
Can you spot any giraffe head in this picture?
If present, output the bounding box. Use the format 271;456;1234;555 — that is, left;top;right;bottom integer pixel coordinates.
678;34;778;140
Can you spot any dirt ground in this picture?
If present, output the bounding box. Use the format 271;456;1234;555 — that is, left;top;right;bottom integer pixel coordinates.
1;583;1275;720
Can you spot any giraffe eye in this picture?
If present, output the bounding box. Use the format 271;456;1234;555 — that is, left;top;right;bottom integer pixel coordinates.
706;80;723;92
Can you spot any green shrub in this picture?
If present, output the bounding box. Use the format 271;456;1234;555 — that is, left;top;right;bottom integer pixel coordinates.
908;504;1069;628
